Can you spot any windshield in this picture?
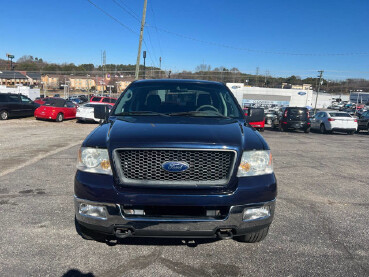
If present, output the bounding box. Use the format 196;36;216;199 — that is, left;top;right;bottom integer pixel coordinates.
113;82;243;118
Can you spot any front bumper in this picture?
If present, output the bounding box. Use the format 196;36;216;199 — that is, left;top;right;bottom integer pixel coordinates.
74;196;275;238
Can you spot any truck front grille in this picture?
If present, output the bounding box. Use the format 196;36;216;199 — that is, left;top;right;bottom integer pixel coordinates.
114;149;236;186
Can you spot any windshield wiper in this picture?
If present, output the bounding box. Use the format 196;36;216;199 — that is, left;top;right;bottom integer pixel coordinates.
169;111;231;119
115;111;169;117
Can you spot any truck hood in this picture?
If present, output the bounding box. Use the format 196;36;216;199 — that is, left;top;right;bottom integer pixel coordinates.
83;116;267;151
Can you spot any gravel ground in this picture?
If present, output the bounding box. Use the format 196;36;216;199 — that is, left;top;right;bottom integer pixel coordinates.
0;117;96;176
0;120;368;277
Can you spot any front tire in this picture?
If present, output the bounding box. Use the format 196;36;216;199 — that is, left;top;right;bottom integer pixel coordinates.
56;113;64;122
234;226;270;243
0;110;9;120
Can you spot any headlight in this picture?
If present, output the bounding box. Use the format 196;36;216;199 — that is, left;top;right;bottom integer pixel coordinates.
77;147;112;175
237;150;273;177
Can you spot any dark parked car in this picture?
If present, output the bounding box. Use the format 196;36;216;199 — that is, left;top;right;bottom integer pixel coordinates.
264;110;278;124
0;93;40;120
271;107;310;133
74;79;277;243
357;110;369;132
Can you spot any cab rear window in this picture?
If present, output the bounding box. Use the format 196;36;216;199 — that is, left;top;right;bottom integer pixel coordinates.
287;108;308;120
328;113;351;117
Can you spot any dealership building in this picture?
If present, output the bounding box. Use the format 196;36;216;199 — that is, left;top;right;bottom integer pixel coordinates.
227;83;342;109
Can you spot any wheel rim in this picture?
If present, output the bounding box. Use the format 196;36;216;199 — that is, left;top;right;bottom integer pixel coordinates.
58;114;62;121
1;111;8;120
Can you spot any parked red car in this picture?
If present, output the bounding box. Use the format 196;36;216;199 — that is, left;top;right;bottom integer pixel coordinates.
243;107;265;131
90;96;117;106
34;98;77;122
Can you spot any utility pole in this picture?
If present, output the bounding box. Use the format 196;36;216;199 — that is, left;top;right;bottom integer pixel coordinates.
314;70;324;114
135;0;148;80
159;57;162;78
255;67;259;87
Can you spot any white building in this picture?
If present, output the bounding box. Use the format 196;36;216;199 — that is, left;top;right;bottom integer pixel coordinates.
227;83;336;109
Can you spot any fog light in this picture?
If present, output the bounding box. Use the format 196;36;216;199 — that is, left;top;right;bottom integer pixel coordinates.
123;209;145;215
243;206;270;221
79;203;107;220
206;210;221;217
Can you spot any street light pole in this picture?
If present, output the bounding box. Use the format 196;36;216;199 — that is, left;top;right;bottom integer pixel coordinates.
314;70;324;114
143;51;146;79
107;85;114;97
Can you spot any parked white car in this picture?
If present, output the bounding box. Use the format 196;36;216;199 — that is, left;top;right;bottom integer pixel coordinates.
310;111;357;134
76;103;112;123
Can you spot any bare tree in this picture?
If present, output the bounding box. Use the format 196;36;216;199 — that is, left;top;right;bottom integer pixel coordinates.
195;64;211;72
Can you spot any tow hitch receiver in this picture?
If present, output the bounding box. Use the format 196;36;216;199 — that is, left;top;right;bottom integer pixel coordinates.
216;228;234;240
115;228;133;239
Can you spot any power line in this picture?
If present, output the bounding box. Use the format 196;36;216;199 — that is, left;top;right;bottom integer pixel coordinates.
146;25;369;57
112;0;141;22
145;29;159;67
149;1;163;59
143;39;158;68
86;0;138;35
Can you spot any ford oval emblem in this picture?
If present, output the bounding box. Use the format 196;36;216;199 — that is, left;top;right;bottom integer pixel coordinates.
298;91;306;96
162;161;189;172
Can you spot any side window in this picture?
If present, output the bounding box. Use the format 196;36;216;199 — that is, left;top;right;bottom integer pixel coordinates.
8;95;20;103
0;94;7;102
20;95;32;103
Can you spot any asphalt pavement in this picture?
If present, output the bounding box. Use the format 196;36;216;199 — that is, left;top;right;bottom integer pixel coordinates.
0;120;368;276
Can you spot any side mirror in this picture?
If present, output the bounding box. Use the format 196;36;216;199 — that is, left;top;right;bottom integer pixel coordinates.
94;105;110;122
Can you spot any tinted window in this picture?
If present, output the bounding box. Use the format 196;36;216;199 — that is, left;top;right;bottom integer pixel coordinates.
0;94;7;102
20;95;32;103
66;101;75;108
102;98;116;103
91;97;102;101
287;108;308;120
328;112;351;118
8;95;20;103
114;82;242;118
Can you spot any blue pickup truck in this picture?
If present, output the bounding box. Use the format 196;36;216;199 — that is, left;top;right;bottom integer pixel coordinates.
74;79;277;243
